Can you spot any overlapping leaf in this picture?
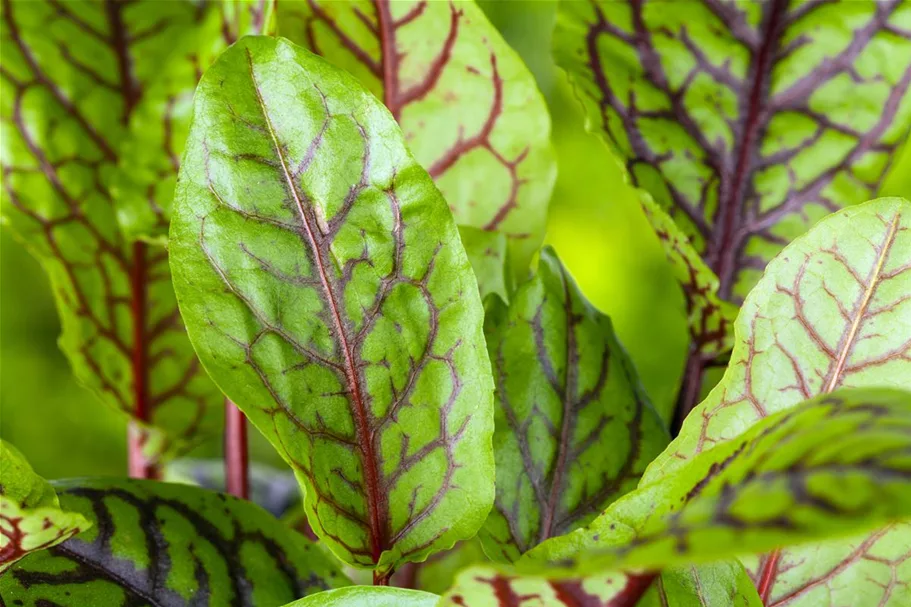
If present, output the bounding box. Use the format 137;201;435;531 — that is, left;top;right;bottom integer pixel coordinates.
0;479;348;606
528;388;911;578
114;0;277;242
480;247;667;562
279;0;556;272
283;586;437;607
0;441;90;574
533;196;911;605
555;0;911;351
0;0;233;463
170;36;495;576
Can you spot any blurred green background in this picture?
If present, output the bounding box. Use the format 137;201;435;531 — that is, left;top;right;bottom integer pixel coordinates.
3;0;910;480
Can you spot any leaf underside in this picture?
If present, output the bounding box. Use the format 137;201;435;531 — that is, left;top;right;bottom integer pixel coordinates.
170;36;494;574
0;441;91;574
0;0;238;461
0;479;348;606
555;0;911;348
481;247;668;562
283;586;438;607
279;0;556;271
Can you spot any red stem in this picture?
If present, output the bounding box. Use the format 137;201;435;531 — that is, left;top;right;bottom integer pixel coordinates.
756;549;782;604
128;241;159;480
672;347;707;433
224;399;249;499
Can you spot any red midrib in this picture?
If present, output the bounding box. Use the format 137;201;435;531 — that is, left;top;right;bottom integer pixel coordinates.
375;0;399;115
246;54;387;564
713;0;787;299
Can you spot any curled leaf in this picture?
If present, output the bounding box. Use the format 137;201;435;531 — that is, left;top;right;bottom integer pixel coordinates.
481;247;668;561
0;479;348;606
0;441;90;574
170;36;495;575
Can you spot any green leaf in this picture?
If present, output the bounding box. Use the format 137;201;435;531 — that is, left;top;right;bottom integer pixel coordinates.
436;564;646;606
170;36;495;575
480;247;668;562
279;0;557;271
640;562;762;607
0;0;225;462
0;479;349;606
529;387;911;578
0;441;91;574
554;0;911;346
643;196;911;605
282;586;438;607
459;226;512;303
114;0;277;242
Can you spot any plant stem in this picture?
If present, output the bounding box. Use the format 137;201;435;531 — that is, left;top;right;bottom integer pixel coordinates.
225;399;249;499
128;241;160;480
756;549;782;604
373;570;391;586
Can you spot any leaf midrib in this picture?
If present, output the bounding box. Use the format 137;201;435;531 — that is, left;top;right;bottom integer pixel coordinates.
243;49;387;564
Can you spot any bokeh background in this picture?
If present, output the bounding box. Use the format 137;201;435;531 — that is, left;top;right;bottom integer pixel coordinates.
3;0;911;479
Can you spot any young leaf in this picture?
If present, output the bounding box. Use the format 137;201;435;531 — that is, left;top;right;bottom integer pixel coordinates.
0;479;349;605
480;247;668;562
529;387;911;575
282;586;437;607
639;562;762;607
279;0;557;270
0;441;91;574
554;0;911;345
0;0;225;463
169;36;495;576
114;0;277;242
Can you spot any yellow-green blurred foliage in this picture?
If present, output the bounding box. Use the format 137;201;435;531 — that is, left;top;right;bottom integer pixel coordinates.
2;1;908;478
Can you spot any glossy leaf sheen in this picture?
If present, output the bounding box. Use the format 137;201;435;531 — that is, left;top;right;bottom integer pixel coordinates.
645;197;911;606
0;441;90;574
555;0;911;348
282;586;437;607
170;36;495;574
0;0;226;461
530;388;911;575
0;479;348;606
280;0;556;270
481;247;668;561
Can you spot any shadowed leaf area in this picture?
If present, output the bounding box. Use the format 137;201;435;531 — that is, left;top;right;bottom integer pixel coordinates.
0;0;271;463
169;36;495;576
278;0;556;275
555;0;911;352
480;247;668;562
0;479;348;606
0;441;91;574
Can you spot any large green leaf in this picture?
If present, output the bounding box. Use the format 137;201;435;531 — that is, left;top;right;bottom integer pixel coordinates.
0;441;91;574
283;586;438;607
170;36;495;576
529;388;911;574
554;0;911;351
0;479;348;605
639;561;762;607
279;0;556;272
0;0;229;463
480;247;667;562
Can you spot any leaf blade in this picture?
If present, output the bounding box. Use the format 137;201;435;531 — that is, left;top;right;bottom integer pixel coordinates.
170;36;495;574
